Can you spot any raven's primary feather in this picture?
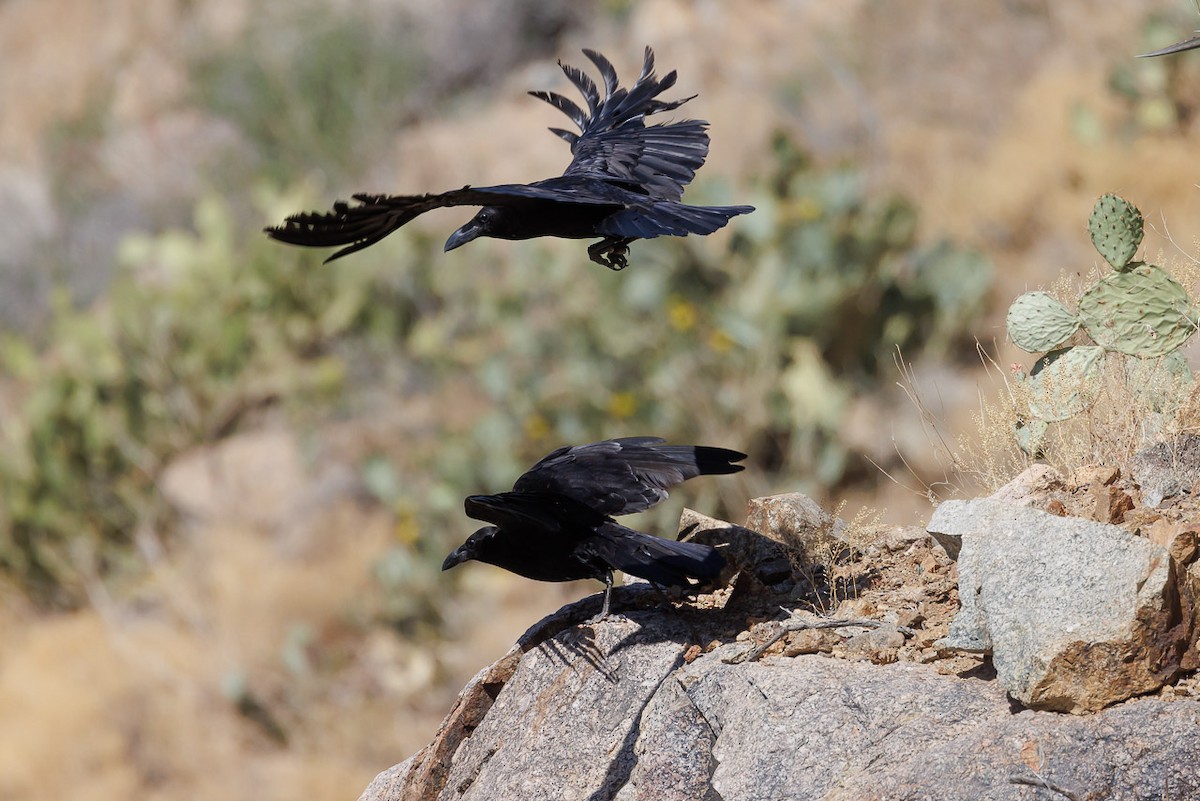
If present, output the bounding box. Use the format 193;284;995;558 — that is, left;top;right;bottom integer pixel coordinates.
265;47;753;270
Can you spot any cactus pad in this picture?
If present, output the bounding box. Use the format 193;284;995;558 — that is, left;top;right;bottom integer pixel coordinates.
1007;291;1080;352
1076;264;1194;357
1026;346;1105;422
1015;418;1049;458
1088;193;1144;270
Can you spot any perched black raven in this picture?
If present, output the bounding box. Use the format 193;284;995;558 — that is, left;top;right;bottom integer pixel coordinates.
265;47;754;270
442;436;746;618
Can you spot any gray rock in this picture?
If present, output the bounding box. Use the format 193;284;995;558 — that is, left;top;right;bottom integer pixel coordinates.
842;623;906;662
361;606;1200;801
929;499;1191;712
928;526;964;562
364;596;611;801
613;674;720;801
439;615;689;800
932;466;1070;561
744;492;839;557
1131;434;1200;507
683;656;1200;801
989;463;1068;507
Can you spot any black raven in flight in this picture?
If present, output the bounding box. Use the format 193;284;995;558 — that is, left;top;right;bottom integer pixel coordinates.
442;437;746;618
265;48;753;270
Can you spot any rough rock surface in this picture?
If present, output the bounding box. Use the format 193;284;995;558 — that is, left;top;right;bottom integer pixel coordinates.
361;602;1200;801
744;492;839;554
358;492;1200;800
678;508;794;589
929;498;1193;712
986;462;1070;512
1131;433;1200;507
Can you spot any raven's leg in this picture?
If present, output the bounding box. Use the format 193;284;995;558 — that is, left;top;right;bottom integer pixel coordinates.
587;237;634;271
588;572;615;623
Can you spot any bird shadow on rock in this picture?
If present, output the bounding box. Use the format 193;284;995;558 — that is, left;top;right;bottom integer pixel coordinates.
540;626;620;683
522;567;801;683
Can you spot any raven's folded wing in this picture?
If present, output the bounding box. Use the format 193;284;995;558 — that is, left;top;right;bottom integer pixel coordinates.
531;47;711;202
514;437;745;516
264;183;616;262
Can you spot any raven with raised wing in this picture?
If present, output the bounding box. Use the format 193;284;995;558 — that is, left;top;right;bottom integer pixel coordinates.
265;48;753;270
442;437;745;618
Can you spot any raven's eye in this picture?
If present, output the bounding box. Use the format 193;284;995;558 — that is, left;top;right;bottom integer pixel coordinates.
478;211;490;223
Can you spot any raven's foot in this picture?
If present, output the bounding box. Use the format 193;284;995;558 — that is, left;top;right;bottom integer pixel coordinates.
588;238;632;271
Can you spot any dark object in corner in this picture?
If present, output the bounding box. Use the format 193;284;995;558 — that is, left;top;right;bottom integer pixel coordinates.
442;436;746;618
265;47;753;270
1137;34;1200;58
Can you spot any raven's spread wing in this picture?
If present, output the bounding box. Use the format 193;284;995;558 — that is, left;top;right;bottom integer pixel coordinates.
264;183;616;262
530;47;710;202
513;437;746;517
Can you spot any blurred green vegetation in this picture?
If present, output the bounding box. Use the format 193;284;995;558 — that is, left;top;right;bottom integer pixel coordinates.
0;191;411;606
190;3;423;185
0;133;991;610
1103;9;1200;137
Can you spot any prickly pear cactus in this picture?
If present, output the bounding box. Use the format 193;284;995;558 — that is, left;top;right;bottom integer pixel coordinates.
1077;264;1194;357
1026;346;1105;422
1005;193;1196;450
1088;193;1144;271
1007;291;1080;352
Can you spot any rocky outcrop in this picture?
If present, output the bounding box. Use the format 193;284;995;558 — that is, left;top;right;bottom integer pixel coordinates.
357;490;1200;800
361;598;1200;801
929;499;1194;712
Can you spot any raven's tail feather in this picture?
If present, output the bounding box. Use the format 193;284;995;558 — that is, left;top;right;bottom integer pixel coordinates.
586;523;724;588
264;194;424;263
692;445;747;475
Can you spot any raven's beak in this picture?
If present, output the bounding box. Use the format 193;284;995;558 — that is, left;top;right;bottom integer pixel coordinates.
441;546;469;571
444;222;481;252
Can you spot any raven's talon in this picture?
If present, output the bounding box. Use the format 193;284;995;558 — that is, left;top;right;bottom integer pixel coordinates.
589;239;631;270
